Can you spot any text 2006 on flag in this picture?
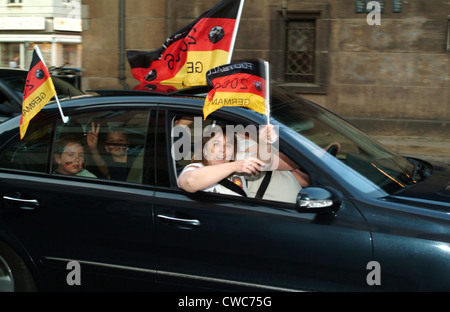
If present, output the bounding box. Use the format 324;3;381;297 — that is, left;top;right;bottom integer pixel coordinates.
127;0;245;91
203;59;268;120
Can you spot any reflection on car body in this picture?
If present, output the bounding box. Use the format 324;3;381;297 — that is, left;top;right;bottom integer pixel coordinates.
0;85;448;292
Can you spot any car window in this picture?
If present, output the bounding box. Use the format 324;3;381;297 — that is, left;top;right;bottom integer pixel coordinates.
166;112;306;204
0;89;18;117
53;109;151;184
1;76;25;98
1;74;83;99
0;113;54;173
272;91;415;193
51;76;84;98
0;109;153;185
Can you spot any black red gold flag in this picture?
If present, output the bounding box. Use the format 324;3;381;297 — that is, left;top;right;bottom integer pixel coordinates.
20;46;56;139
203;60;267;120
127;0;244;89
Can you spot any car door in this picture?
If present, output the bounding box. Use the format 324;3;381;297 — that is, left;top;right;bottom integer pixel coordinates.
153;109;373;291
0;108;157;291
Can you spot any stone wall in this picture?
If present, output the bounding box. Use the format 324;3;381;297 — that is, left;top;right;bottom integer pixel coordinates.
81;0;449;152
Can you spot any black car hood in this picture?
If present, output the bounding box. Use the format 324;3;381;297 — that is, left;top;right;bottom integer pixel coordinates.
390;161;450;209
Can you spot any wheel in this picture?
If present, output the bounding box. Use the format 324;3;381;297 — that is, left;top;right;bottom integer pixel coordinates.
0;241;36;292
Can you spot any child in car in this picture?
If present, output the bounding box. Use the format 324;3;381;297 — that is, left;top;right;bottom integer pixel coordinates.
53;136;96;178
87;122;132;180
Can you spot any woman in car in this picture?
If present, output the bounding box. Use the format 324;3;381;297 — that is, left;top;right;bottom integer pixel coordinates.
177;124;269;196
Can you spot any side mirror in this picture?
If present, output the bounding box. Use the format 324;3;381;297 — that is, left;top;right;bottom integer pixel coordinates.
296;187;342;214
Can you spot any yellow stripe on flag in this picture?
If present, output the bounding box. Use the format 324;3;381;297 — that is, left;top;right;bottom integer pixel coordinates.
203;91;266;120
20;78;56;139
161;50;230;87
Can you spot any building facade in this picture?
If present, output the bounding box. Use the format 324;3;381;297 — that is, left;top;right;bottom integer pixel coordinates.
84;0;449;150
0;0;82;69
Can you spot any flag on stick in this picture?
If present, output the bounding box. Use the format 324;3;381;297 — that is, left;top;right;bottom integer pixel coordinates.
127;0;245;90
203;59;268;120
20;46;57;139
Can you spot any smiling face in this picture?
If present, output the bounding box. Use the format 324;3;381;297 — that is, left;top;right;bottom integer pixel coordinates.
105;131;129;159
204;132;235;166
54;142;85;175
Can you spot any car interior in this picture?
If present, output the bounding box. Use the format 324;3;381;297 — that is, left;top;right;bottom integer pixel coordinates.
0;110;149;184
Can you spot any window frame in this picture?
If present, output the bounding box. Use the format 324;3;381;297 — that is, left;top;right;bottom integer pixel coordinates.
270;4;330;94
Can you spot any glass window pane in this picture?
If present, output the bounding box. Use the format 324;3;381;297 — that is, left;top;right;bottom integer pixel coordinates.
285;19;316;83
0;114;54;173
53;109;151;183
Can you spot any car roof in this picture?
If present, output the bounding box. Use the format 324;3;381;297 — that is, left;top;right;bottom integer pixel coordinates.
87;85;209;99
0;67;28;78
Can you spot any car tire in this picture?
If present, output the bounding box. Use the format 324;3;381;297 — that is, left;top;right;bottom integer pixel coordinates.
0;241;37;292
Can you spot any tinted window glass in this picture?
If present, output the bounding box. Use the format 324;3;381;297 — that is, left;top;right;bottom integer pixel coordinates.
2;74;83;99
53;109;151;184
271;87;415;193
0;89;18;117
0;114;54;173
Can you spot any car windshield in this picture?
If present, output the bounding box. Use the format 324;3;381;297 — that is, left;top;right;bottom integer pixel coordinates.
270;87;416;194
1;74;83;99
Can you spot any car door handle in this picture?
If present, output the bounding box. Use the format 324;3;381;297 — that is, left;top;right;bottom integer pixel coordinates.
3;196;39;210
157;214;201;228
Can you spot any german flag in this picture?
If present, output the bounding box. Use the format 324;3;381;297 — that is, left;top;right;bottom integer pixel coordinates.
20;46;56;139
127;0;244;89
203;60;267;119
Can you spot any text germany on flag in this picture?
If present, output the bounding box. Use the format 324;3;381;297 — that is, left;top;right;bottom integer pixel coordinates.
203;60;266;120
20;46;56;139
127;0;243;89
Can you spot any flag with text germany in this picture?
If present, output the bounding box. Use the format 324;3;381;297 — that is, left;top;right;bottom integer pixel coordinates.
127;0;244;90
20;46;56;139
203;60;267;120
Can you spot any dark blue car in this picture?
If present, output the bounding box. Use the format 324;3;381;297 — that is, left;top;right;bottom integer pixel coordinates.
0;86;448;291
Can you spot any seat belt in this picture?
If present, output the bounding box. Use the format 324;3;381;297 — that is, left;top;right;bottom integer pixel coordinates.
254;171;272;199
218;179;248;197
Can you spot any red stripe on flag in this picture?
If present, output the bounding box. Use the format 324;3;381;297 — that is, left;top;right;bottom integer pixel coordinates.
187;18;236;52
23;60;53;102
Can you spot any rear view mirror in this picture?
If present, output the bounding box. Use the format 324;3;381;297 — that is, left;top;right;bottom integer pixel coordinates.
296;187;342;214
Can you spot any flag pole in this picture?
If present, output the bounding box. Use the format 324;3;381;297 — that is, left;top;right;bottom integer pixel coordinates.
227;0;245;63
54;94;69;124
264;61;270;126
34;45;69;124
